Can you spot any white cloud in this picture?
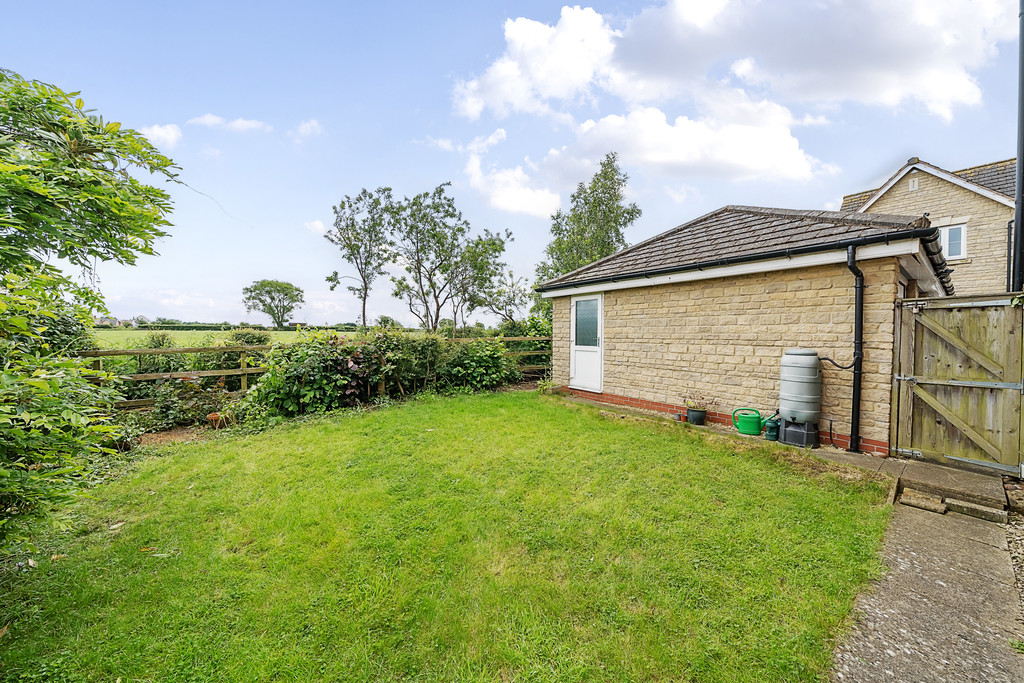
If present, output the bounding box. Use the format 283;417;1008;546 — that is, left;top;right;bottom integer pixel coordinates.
200;145;222;159
156;289;218;311
140;123;182;150
188;113;273;132
187;113;226;127
463;129;561;218
545;88;837;183
289;119;323;142
304;219;326;235
457;0;1015;126
426;136;455;151
665;184;698;204
454;6;617;123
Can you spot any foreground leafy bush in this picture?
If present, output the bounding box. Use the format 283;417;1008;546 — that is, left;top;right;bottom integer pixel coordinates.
0;269;119;551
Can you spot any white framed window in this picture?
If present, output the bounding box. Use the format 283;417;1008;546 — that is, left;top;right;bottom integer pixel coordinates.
939;224;966;260
908;177;919;191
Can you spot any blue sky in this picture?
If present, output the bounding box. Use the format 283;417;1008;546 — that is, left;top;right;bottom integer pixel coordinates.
2;1;1019;326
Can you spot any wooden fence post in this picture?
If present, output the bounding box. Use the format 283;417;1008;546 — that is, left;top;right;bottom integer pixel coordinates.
240;351;248;392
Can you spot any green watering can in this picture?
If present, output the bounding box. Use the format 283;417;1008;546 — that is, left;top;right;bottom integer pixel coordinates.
733;408;769;436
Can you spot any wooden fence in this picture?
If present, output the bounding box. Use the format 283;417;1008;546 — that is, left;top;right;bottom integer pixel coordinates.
75;336;552;409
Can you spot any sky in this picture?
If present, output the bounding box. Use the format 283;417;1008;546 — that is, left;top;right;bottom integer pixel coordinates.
2;0;1020;326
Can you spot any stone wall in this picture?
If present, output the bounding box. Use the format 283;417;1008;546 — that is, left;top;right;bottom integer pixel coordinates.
867;170;1011;295
550;258;903;453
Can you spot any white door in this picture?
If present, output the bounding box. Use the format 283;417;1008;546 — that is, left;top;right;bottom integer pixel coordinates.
569;294;602;392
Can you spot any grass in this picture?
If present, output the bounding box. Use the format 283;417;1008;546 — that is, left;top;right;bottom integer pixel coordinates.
0;392;891;682
92;328;302;348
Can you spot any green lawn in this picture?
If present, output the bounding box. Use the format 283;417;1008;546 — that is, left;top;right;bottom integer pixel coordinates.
92;328;302;348
0;392;890;682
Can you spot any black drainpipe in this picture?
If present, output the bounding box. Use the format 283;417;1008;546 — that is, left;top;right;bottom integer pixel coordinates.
1009;220;1015;292
847;245;864;452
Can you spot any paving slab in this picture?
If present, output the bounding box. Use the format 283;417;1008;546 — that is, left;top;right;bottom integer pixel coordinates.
900;460;1006;509
879;458;908;479
832;506;1024;682
817;449;886;472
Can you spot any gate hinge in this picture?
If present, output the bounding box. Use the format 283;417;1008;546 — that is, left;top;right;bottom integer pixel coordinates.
894;447;923;459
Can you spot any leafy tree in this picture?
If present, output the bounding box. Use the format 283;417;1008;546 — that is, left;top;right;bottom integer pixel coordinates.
479;270;530;325
242;280;305;328
0;70;178;550
534;152;641;315
0;69;178;274
374;315;401;329
325;187;395;330
451;229;512;330
391;183;507;332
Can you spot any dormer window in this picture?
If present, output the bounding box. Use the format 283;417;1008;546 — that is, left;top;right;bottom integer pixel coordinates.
939;224;966;260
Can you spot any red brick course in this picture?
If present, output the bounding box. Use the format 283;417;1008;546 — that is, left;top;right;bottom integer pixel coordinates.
564;387;889;456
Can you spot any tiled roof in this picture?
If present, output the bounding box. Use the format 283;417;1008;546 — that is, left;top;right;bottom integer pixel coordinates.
954;158;1016;197
538;205;950;293
841;158;1015;211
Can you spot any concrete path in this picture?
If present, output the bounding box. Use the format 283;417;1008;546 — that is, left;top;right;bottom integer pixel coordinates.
832;505;1024;682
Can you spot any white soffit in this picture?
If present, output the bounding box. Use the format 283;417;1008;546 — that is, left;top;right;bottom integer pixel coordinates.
898;242;945;297
857;163;1014;212
541;239;923;298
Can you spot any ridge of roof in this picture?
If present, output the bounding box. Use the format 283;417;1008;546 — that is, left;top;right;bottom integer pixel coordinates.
537;205;947;294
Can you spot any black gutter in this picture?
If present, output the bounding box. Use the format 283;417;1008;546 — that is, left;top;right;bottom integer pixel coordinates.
537;224;953;295
846;246;864;453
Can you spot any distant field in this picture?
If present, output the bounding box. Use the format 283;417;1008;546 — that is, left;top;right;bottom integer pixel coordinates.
92;329;304;349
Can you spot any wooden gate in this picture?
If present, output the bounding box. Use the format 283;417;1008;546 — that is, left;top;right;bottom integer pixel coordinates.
893;294;1022;473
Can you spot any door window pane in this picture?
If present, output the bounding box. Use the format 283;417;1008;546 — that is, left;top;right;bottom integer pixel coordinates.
575;299;599;346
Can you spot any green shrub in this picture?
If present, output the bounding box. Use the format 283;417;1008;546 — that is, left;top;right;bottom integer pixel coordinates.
241;330;526;423
151;379;228;430
246;331;372;417
369;330;444;396
441;338;520;390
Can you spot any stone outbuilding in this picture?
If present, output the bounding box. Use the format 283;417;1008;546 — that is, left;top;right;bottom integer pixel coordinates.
536;206;954;455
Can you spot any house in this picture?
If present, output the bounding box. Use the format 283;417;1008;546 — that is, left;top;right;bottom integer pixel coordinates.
536;206;952;456
841;157;1014;295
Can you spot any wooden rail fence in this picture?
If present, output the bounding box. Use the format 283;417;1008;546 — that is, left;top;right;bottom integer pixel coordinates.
76;336;552;409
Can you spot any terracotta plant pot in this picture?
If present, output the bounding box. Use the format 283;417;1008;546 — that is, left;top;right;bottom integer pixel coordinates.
206;412;226;429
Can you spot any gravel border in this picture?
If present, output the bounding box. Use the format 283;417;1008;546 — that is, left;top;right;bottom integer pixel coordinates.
1006;511;1024;633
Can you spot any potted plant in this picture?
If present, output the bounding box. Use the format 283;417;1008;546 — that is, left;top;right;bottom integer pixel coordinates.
684;396;713;425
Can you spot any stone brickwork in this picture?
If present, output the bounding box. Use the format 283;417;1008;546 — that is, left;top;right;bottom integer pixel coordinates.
550;259;903;453
867;171;1012;295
